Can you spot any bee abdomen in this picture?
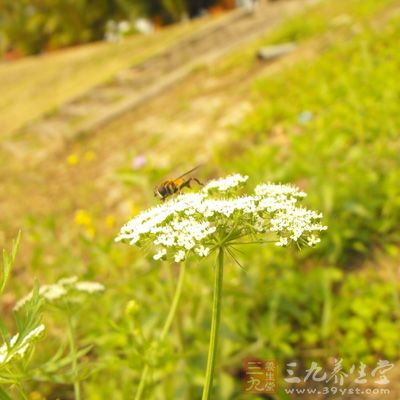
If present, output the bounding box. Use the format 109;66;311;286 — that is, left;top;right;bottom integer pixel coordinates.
166;181;178;195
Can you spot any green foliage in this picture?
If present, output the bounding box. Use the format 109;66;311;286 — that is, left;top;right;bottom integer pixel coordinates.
2;0;400;398
0;231;20;295
337;271;400;364
0;0;122;55
0;234;43;397
160;0;188;21
229;18;400;264
19;5;400;396
0;235;107;398
265;0;394;45
0;0;196;55
208;0;400;386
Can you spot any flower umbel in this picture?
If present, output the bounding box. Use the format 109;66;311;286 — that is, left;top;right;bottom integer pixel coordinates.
116;174;326;261
14;276;105;311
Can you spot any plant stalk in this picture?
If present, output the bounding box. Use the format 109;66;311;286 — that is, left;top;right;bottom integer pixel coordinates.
135;261;186;400
67;313;81;400
201;247;224;400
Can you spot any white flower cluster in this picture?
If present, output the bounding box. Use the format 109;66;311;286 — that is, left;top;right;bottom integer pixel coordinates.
203;173;248;193
0;324;45;366
104;20;131;42
14;276;105;311
116;174;327;262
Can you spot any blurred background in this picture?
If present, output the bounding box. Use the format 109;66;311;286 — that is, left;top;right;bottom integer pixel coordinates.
1;0;400;398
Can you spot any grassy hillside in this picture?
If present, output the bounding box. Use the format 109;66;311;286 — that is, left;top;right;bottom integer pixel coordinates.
220;0;400;371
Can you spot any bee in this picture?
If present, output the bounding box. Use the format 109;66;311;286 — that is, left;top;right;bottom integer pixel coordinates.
154;166;203;201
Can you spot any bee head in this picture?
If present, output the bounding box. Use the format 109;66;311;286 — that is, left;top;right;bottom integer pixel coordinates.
154;186;164;200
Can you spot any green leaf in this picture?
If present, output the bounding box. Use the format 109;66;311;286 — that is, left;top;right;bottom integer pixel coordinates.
0;387;12;400
0;231;21;295
0;319;9;343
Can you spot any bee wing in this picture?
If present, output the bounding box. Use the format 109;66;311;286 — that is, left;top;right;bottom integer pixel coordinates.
176;164;202;179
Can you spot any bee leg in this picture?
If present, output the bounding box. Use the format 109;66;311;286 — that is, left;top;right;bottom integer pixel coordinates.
177;178;203;193
180;180;192;190
191;178;204;187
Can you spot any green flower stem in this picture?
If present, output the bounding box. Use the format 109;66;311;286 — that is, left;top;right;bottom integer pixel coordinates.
135;261;186;400
202;247;224;400
16;383;28;400
134;365;149;400
321;270;332;339
160;262;186;341
67;313;81;400
165;263;185;350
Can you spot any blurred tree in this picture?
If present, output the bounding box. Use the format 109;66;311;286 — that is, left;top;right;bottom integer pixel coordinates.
161;0;188;20
0;0;123;55
0;0;221;56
